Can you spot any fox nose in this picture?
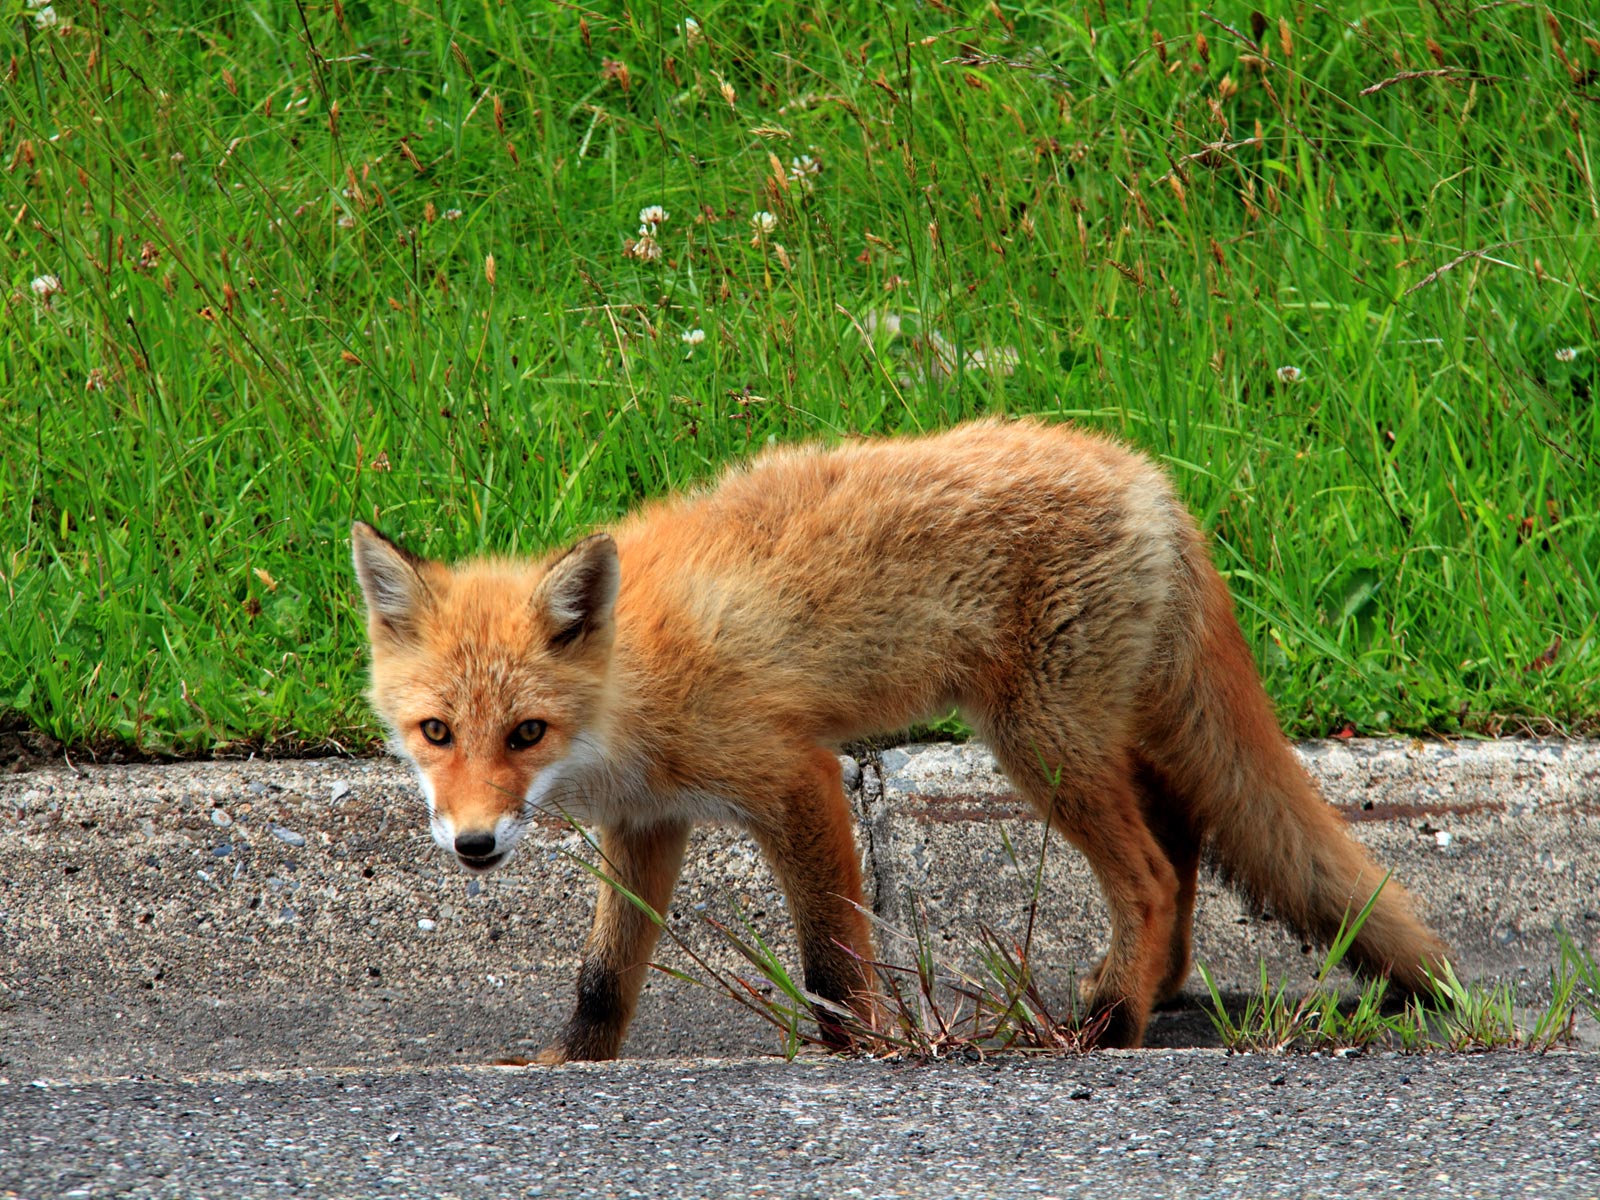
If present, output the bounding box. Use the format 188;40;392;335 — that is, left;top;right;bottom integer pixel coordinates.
454;831;498;860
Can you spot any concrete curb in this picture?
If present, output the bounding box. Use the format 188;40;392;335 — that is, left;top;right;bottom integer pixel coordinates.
860;739;1600;1027
2;739;1596;1077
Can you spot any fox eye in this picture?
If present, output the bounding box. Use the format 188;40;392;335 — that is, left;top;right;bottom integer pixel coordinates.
507;719;547;751
420;718;452;746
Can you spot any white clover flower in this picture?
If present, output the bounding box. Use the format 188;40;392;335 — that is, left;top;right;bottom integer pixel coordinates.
30;274;62;301
751;211;777;233
681;328;706;346
1554;347;1580;363
625;206;669;260
32;4;60;30
787;155;821;194
625;230;662;262
443;208;464;221
681;17;704;46
1276;365;1302;384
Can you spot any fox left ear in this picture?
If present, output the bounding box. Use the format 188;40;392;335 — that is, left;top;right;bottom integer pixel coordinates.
535;533;619;649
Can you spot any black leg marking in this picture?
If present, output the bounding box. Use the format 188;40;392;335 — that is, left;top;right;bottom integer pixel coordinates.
561;959;626;1061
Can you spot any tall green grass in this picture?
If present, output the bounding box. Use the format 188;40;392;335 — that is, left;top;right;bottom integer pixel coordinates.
2;1;1595;753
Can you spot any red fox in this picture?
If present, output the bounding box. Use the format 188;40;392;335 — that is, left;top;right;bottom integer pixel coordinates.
352;418;1448;1060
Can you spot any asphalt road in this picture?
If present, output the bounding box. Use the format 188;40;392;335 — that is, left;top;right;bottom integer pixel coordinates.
4;741;1597;1198
6;743;1598;1077
4;1052;1598;1199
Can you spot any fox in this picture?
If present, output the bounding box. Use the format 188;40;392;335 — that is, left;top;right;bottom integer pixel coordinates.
351;417;1449;1061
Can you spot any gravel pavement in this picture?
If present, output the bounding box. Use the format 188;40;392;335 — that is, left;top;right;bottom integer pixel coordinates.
2;739;1598;1197
4;1052;1598;1199
3;739;1596;1076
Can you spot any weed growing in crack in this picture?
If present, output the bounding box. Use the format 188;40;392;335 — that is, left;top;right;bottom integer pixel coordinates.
1200;887;1595;1055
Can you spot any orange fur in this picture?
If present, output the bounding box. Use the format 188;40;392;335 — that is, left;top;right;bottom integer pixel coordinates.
353;418;1449;1058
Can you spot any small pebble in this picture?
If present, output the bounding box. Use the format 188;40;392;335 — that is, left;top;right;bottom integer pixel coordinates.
211;844;232;858
272;826;306;847
210;809;232;827
839;756;862;791
1434;831;1452;848
417;918;437;932
330;781;350;802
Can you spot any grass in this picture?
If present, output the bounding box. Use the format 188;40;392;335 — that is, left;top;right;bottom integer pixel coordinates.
574;814;1111;1059
1197;874;1402;1054
2;0;1597;754
1199;928;1599;1056
578;820;1600;1059
706;829;1126;1058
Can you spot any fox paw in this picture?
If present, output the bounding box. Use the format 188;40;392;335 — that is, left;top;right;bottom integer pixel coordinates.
489;1046;571;1067
1078;960;1106;1007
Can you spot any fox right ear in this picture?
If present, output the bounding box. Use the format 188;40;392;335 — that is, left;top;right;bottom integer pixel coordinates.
351;522;433;638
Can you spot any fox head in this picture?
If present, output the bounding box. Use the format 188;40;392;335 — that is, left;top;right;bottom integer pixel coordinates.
351;522;619;873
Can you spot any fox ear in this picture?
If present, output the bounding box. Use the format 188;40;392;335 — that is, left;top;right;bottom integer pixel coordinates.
535;533;619;650
351;522;434;638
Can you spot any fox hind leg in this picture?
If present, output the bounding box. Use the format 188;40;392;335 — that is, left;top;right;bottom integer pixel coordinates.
983;729;1177;1049
1077;756;1201;1010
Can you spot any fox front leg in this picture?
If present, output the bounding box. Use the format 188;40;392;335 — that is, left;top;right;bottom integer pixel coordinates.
536;819;690;1064
748;747;878;1049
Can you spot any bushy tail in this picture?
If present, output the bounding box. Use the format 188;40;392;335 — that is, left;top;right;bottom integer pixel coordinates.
1143;542;1449;993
